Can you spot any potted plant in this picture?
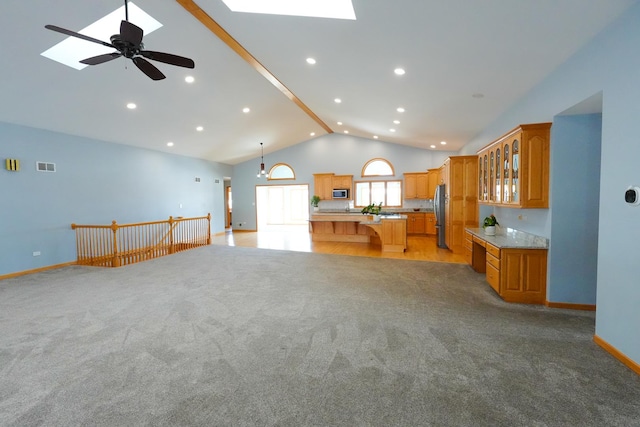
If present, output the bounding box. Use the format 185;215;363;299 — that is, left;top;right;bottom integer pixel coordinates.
361;202;383;220
482;214;499;236
311;195;321;211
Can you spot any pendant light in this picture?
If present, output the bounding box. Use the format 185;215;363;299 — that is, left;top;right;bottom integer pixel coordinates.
256;142;266;178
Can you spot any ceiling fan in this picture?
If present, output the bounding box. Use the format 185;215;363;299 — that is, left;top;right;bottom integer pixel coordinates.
44;0;194;80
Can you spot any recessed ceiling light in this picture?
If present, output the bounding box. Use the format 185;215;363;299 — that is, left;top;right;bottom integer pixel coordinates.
393;120;400;124
185;76;195;83
306;57;316;65
167;142;174;147
310;132;316;136
397;107;405;113
440;141;447;145
334;98;342;104
337;121;343;125
126;103;137;109
220;0;356;20
243;107;251;113
196;126;204;131
394;68;405;76
344;130;349;134
430;144;436;149
373;135;379;139
41;3;162;70
390;128;396;132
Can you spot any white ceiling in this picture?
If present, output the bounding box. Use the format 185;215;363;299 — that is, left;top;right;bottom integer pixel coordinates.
0;0;635;165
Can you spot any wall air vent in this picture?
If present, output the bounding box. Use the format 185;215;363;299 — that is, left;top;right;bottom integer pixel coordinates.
36;161;56;172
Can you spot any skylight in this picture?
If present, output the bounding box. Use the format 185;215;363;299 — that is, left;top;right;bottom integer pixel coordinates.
41;2;162;70
221;0;356;20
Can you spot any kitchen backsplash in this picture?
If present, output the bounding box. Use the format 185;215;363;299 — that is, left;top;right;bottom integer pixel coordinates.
319;199;433;210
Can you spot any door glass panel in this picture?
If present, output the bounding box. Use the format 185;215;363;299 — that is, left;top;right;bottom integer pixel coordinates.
503;144;510;202
483;155;488;200
478;157;483;201
489;151;494;201
495;148;501;202
512;140;519;202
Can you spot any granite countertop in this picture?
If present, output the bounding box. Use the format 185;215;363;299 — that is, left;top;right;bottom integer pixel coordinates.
466;227;548;249
316;208;433;214
311;214;407;222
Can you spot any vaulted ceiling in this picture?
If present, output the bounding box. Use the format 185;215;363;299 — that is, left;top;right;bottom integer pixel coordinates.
0;0;635;164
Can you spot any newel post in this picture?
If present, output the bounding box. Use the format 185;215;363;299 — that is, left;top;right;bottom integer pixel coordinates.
168;216;175;254
111;220;120;267
207;213;211;245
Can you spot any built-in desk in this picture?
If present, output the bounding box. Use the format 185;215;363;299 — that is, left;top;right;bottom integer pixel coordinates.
465;227;548;304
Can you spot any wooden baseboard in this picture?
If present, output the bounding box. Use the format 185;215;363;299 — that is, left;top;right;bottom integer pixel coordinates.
0;261;77;281
544;301;596;311
594;335;640;376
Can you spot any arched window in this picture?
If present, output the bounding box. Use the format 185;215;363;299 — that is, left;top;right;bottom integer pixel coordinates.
268;163;295;180
355;158;401;208
362;158;395;177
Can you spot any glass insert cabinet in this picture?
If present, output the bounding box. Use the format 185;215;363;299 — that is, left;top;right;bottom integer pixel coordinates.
477;123;551;208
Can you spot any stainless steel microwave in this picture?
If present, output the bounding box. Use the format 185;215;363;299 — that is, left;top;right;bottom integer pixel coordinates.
332;189;349;199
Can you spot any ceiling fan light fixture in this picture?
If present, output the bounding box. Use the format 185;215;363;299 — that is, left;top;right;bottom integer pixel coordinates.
41;2;162;70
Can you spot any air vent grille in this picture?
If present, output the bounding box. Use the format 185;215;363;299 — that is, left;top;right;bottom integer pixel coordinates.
36;161;56;172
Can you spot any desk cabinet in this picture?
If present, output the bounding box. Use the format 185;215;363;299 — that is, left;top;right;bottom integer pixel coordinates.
466;230;547;304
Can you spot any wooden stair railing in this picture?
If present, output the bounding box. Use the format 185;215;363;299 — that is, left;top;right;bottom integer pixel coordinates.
71;214;211;267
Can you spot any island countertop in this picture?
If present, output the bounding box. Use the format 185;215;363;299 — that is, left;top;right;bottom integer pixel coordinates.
466;227;548;249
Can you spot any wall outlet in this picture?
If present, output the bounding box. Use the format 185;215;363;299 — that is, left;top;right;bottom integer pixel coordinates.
33;251;41;256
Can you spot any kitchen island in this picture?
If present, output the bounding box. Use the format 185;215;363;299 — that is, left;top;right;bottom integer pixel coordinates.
310;213;407;252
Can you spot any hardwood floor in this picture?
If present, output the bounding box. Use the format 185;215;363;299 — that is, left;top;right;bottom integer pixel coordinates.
211;226;466;263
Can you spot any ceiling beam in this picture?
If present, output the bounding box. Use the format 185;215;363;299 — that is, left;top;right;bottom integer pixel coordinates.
176;0;333;134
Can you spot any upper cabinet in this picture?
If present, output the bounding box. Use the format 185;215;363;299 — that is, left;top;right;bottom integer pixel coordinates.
313;173;334;200
332;175;353;191
477;123;551;208
404;169;438;199
313;173;353;200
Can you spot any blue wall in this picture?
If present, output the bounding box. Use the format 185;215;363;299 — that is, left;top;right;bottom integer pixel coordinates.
0;122;232;276
548;114;602;304
459;3;640;364
230;133;455;231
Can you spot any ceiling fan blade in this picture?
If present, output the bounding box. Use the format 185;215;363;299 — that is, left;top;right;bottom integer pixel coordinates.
140;51;195;69
132;57;166;80
80;52;122;65
45;24;114;48
120;20;143;46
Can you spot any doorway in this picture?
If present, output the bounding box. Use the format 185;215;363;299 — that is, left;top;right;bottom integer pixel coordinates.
256;184;309;232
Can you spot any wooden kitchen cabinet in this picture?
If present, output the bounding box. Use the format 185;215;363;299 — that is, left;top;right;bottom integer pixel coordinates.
477;122;551;208
442;156;478;254
404;172;430;199
425;212;436;235
313;173;334;200
406;212;426;234
427;169;439;199
466;230;548;304
332;175;353;192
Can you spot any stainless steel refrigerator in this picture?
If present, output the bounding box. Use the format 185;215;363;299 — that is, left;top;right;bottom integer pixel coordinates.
434;184;447;249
